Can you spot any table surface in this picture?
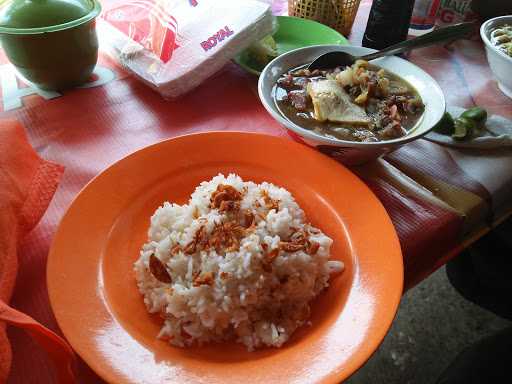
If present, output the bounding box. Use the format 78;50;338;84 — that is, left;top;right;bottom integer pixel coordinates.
4;1;512;383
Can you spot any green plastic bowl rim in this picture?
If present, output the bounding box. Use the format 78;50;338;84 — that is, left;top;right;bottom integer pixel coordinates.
0;0;101;35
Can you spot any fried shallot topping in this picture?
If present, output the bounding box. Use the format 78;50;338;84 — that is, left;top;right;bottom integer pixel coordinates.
149;254;172;283
242;210;255;229
279;242;304;252
279;229;307;252
183;242;197;255
279;229;320;255
265;248;280;264
220;271;229;280
306;241;320;255
193;271;214;287
209;221;245;252
290;230;307;244
219;200;240;212
179;185;321;264
259;228;321;272
261;248;280;272
184;225;208;255
211;184;242;212
183;220;247;256
261;190;280;211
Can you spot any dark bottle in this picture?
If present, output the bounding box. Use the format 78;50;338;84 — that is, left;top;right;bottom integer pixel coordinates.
362;0;416;50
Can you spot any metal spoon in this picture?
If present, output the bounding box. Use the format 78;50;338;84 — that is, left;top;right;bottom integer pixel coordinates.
308;22;477;70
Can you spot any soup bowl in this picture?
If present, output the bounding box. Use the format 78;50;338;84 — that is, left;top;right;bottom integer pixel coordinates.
258;45;445;165
480;15;512;100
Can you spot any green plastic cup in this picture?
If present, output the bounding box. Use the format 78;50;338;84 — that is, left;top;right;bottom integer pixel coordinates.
0;0;101;91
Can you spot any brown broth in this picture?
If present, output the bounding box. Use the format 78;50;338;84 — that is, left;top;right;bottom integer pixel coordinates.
272;64;424;142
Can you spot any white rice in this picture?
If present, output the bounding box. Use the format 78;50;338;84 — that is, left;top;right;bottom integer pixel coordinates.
134;173;344;350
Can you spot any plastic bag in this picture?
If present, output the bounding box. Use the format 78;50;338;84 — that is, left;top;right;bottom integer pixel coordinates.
101;0;178;63
98;0;274;98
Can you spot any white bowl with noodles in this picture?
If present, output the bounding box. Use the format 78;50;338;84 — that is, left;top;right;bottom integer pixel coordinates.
258;45;446;165
480;15;512;99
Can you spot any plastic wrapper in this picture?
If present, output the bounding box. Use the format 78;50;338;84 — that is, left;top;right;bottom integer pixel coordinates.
98;0;274;98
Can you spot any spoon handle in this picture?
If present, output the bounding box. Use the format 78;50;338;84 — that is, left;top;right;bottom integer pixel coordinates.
361;22;477;62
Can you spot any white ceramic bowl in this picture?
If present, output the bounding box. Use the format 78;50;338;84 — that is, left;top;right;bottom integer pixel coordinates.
258;45;446;165
481;15;512;99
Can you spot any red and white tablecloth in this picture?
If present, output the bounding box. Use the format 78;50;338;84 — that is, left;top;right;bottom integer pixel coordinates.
3;1;512;382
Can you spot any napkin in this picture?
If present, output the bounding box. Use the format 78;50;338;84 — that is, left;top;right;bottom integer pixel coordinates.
0;120;75;382
426;106;512;149
98;0;274;98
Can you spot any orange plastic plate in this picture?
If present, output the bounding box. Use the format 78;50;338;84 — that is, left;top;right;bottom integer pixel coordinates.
47;132;403;384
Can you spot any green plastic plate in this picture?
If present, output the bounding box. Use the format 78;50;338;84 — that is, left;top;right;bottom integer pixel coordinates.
234;15;349;76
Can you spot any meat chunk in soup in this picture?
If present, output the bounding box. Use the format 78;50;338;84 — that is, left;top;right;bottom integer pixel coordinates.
288;90;309;111
307;80;371;125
